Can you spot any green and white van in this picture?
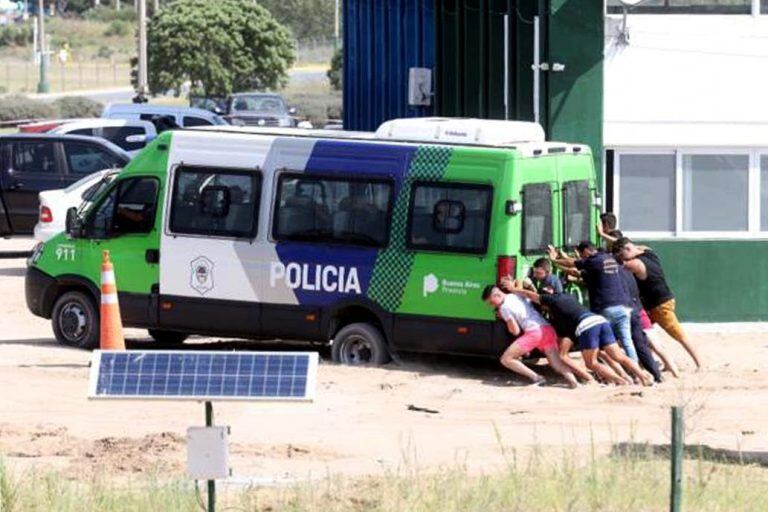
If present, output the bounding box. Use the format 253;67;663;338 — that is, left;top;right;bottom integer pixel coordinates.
25;118;599;364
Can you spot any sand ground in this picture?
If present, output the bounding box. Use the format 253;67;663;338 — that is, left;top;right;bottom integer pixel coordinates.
1;237;766;483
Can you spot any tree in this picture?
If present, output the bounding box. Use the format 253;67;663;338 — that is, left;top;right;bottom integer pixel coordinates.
146;0;295;97
258;0;336;40
327;47;342;91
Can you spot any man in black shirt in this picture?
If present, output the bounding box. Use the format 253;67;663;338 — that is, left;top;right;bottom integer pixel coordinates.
503;280;652;386
548;242;639;364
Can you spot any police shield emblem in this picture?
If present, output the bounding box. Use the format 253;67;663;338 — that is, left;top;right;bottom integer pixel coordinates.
190;256;215;295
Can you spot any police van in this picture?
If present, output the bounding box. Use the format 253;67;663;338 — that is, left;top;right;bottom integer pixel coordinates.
25;118;599;364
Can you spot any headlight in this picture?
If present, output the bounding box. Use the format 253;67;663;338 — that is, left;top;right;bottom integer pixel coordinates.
28;242;44;266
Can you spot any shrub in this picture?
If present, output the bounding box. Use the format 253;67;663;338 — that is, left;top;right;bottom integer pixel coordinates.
52;96;103;118
97;45;114;59
0;23;33;48
84;6;137;23
104;20;131;37
328;47;342;91
0;95;56;122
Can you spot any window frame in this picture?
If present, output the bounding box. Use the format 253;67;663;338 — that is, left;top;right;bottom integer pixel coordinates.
405;180;494;255
612;147;766;240
270;170;396;248
83;175;160;239
520;182;554;256
168;165;263;241
606;1;752;15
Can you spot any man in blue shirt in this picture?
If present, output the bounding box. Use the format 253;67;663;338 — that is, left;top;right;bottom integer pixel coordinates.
547;242;639;363
529;257;563;294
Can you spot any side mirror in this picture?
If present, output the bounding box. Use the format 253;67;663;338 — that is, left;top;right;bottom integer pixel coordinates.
213;106;224;115
200;186;230;218
65;207;79;238
288;107;297;115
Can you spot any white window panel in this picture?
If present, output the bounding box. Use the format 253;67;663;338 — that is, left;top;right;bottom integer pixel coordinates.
682;154;749;232
616;153;676;234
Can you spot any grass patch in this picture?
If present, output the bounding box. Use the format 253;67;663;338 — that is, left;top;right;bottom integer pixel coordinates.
282;78;341;127
1;449;767;512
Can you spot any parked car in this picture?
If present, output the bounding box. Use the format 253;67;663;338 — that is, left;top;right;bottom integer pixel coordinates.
19;119;88;133
34;169;118;242
102;104;228;129
0;134;130;237
192;92;297;127
49;119;157;157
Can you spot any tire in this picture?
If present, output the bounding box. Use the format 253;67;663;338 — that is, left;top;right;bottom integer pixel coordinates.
148;329;189;345
51;291;99;350
331;322;390;366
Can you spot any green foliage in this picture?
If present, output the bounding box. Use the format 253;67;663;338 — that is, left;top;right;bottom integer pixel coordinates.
147;0;295;97
0;24;33;48
0;95;56;122
52;96;103;118
259;0;336;40
328;47;342;91
63;0;95;15
0;95;102;122
84;6;137;23
103;20;131;38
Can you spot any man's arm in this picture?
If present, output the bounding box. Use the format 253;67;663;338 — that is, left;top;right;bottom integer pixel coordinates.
622;258;647;280
505;316;521;336
547;245;577;269
507;286;541;304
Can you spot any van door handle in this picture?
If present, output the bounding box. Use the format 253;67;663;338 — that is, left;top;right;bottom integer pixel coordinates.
146;249;160;264
9;182;23;190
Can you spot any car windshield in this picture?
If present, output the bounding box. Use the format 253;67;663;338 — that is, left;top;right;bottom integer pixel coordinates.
79;173;118;210
231;95;287;114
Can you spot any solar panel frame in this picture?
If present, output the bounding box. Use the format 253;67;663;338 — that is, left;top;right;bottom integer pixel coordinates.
88;350;318;402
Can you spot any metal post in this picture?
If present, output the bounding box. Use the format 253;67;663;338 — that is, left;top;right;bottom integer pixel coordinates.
670;406;684;512
532;15;540;124
205;401;216;512
137;0;148;94
334;0;340;48
503;13;509;120
36;1;49;93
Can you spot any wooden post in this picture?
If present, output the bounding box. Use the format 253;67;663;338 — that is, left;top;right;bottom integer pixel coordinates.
670;406;683;512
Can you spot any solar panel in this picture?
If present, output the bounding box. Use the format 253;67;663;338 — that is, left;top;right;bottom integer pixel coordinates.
88;350;318;401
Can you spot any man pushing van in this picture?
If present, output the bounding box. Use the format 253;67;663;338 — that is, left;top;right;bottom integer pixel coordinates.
481;285;579;388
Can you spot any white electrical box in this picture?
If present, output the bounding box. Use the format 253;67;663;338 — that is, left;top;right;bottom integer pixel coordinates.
187;426;230;480
408;67;432;106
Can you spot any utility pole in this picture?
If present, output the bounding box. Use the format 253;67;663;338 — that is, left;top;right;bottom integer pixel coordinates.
137;0;148;96
36;0;49;93
334;0;340;47
153;0;159;13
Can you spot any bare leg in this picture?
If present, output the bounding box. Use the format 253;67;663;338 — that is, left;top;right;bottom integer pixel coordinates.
559;337;595;383
582;348;626;385
645;328;679;378
600;350;632;384
543;347;579;389
500;343;544;384
604;344;653;386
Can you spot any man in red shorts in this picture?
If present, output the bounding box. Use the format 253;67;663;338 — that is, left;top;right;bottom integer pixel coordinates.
482;284;579;388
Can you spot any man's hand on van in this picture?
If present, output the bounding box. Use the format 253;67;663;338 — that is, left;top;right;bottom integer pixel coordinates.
499;275;514;292
546;245;558;260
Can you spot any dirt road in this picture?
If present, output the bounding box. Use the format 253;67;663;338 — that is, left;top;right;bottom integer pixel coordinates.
1;238;766;482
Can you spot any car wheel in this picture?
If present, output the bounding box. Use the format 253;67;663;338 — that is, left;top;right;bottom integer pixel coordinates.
51;291;99;350
148;329;189;345
331;323;390;366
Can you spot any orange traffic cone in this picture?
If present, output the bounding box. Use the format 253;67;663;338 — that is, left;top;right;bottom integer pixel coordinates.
100;250;125;351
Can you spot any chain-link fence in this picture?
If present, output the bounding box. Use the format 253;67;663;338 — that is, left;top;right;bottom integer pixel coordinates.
294;37;340;65
0;59;131;94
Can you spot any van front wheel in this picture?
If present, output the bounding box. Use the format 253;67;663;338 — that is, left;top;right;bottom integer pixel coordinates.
51;291;99;350
331;323;390;366
148;329;189;345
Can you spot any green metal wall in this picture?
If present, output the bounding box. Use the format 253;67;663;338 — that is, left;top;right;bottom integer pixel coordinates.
640;240;768;322
433;0;603;173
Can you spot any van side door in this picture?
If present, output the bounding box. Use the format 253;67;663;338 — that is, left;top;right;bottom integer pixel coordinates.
2;139;65;234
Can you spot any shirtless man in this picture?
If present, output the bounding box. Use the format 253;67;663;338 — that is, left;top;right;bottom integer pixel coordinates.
612;237;702;369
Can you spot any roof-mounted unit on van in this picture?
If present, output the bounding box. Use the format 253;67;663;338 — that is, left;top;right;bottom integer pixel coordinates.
374;118;546;147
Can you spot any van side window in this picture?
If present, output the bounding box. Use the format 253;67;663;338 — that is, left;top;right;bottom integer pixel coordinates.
170;167;262;239
100;126;146;152
63;141;124;175
563;180;591;248
183;116;213;127
407;183;492;254
88;177;159;238
273;174;393;247
522;183;552;255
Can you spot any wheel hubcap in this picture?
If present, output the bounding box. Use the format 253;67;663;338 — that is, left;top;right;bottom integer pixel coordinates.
59;302;87;342
342;335;373;364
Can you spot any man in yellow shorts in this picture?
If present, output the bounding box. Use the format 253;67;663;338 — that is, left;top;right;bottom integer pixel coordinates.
612;237;701;369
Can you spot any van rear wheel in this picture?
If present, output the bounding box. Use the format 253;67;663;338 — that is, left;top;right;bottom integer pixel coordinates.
51;291;99;350
332;323;390;366
148;329;189;345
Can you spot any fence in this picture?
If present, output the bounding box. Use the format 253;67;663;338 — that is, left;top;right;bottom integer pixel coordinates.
294;37;339;65
0;59;131;94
